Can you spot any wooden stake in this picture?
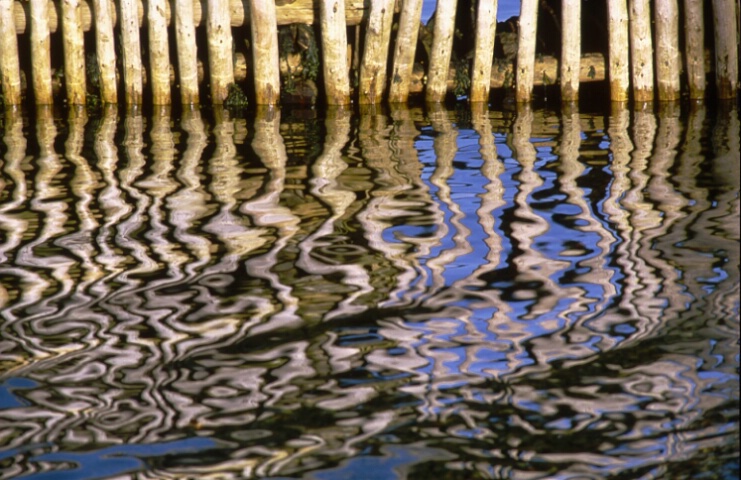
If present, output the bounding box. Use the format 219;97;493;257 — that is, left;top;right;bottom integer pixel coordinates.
470;0;498;103
683;0;705;99
515;0;538;102
655;0;681;101
120;0;144;104
175;0;200;104
61;0;87;104
319;0;351;105
92;0;118;103
560;0;581;102
206;0;234;104
629;0;654;102
388;0;423;103
250;0;281;105
29;0;53;104
0;0;21;105
607;0;630;102
359;0;395;104
149;0;171;104
426;0;458;103
712;0;739;99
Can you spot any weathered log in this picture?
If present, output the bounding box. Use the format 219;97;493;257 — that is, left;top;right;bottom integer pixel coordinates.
206;0;235;104
1;0;22;105
175;0;200;104
319;0;351;105
120;0;144;103
470;0;498;103
358;0;395;104
149;0;172;104
515;0;539;102
655;0;681;101
683;0;705;99
388;0;423;103
426;0;458;102
629;0;654;102
250;0;281;105
607;0;629;102
712;0;739;99
92;0;118;103
560;0;581;102
61;0;87;105
30;0;53;104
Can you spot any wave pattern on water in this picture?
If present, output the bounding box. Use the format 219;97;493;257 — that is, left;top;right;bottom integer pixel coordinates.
0;102;738;479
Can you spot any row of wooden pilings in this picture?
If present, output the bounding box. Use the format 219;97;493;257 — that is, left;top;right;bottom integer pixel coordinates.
0;0;738;108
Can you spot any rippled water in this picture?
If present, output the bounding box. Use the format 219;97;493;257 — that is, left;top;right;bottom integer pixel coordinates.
0;101;738;479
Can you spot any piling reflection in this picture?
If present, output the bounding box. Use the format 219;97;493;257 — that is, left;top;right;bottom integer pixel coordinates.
0;101;738;479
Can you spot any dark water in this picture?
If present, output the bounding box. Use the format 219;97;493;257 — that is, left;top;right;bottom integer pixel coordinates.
0;100;738;480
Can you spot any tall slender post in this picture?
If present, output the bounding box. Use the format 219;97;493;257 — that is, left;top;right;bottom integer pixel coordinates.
0;0;21;105
149;0;171;104
655;0;681;101
426;0;458;103
712;0;739;99
560;0;581;102
61;0;87;104
683;0;705;99
359;0;395;104
319;0;351;105
515;0;538;102
120;0;144;104
389;0;423;103
29;0;53;104
629;0;654;102
608;0;630;102
470;0;498;103
175;0;200;104
92;0;118;104
207;0;234;104
250;0;281;105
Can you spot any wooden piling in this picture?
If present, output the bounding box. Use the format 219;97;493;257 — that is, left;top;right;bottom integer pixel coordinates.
250;0;281;105
0;0;21;105
359;0;395;104
319;0;351;105
629;0;654;102
175;0;200;104
206;0;234;104
426;0;458;103
120;0;144;104
655;0;681;101
148;0;171;104
712;0;739;99
683;0;705;99
470;0;498;103
61;0;87;105
515;0;539;102
92;0;118;103
389;0;423;103
608;0;630;102
560;0;581;102
29;0;53;105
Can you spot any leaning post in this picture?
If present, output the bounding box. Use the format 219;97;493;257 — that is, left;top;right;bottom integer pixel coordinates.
389;0;423;103
359;0;395;104
426;0;458;103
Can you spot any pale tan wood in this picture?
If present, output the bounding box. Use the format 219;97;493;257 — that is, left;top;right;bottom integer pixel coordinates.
712;0;739;99
358;0;395;104
426;0;458;103
29;0;53;104
250;0;280;105
515;0;538;102
607;0;630;102
119;0;144;103
560;0;580;102
0;0;22;105
206;0;234;104
319;0;351;105
175;0;200;104
149;0;171;104
629;0;654;102
683;0;705;99
92;0;118;103
61;0;87;105
470;0;498;103
388;0;423;103
654;0;681;101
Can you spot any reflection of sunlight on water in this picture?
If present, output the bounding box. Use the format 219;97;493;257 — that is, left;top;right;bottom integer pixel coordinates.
0;101;738;479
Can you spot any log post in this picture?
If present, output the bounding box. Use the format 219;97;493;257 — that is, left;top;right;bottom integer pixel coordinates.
608;0;630;102
629;0;654;102
560;0;581;102
250;0;281;105
426;0;458;103
29;0;53;105
470;0;498;103
358;0;395;104
319;0;351;105
149;0;171;104
712;0;739;99
0;0;21;105
175;0;200;104
206;0;234;104
655;0;681;101
388;0;423;103
61;0;87;104
92;0;118;103
682;0;705;99
120;0;144;103
515;0;538;102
